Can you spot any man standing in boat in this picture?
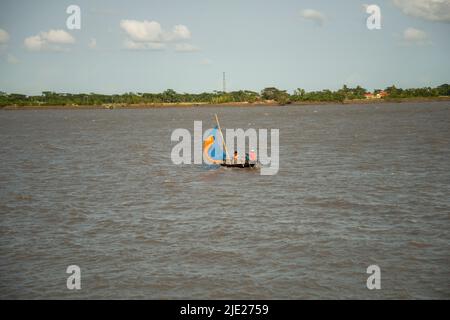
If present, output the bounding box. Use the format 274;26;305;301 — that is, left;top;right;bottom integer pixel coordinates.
249;149;257;164
233;151;239;164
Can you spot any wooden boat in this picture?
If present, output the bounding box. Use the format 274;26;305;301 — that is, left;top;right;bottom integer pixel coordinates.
220;162;256;168
203;114;258;169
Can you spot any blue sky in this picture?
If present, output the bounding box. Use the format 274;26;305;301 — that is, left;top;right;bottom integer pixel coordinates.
0;0;449;94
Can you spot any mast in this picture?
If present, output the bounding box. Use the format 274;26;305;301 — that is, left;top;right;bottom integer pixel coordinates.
214;113;230;162
222;72;226;93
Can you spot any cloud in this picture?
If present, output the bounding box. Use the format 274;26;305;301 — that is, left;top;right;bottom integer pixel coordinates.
24;35;45;51
120;20;163;42
120;20;191;42
175;43;199;52
170;25;191;41
123;39;165;50
0;29;10;43
120;19;196;51
402;27;430;44
43;29;75;44
300;9;326;26
24;29;75;51
89;38;97;49
393;0;450;23
6;53;19;64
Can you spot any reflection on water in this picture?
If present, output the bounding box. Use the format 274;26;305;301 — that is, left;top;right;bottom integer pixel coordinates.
0;102;449;299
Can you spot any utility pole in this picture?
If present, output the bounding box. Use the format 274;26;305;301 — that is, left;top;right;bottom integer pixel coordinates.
222;72;226;93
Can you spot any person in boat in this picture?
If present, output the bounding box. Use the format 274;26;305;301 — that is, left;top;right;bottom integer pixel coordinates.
233;151;239;164
249;149;257;163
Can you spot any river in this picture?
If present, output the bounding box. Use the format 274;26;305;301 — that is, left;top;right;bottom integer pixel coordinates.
0;101;449;299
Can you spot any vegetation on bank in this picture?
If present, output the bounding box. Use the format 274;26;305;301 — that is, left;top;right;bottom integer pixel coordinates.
0;84;449;107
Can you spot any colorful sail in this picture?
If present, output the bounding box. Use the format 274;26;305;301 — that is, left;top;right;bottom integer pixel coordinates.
203;126;224;165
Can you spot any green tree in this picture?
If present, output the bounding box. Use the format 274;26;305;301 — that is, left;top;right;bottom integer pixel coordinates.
261;87;281;100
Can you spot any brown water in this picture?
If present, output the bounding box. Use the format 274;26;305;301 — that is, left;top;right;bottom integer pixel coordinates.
0;102;449;299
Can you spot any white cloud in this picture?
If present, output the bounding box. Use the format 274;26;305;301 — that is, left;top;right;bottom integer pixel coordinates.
393;0;450;22
89;38;97;49
7;53;19;64
170;25;191;41
403;27;429;44
120;19;196;51
120;20;191;42
175;43;199;52
24;35;45;51
120;20;163;42
44;29;75;44
123;39;165;50
0;29;10;43
300;9;326;26
24;29;75;51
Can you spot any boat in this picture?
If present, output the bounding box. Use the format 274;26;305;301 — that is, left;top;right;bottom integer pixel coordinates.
203;114;257;169
220;162;256;168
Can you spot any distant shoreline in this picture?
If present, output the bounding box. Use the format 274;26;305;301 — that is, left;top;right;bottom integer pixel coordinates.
2;96;450;110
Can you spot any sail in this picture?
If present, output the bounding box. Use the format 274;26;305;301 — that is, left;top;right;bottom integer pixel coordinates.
203;126;224;165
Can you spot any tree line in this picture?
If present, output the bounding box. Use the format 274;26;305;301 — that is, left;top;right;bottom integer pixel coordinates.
0;84;449;107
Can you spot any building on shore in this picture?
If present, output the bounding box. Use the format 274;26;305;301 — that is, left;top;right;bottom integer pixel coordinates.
364;91;388;99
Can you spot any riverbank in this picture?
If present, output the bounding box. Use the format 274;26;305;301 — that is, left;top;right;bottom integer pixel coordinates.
1;96;449;110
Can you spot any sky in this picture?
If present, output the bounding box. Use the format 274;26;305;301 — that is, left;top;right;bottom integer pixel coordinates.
0;0;449;95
